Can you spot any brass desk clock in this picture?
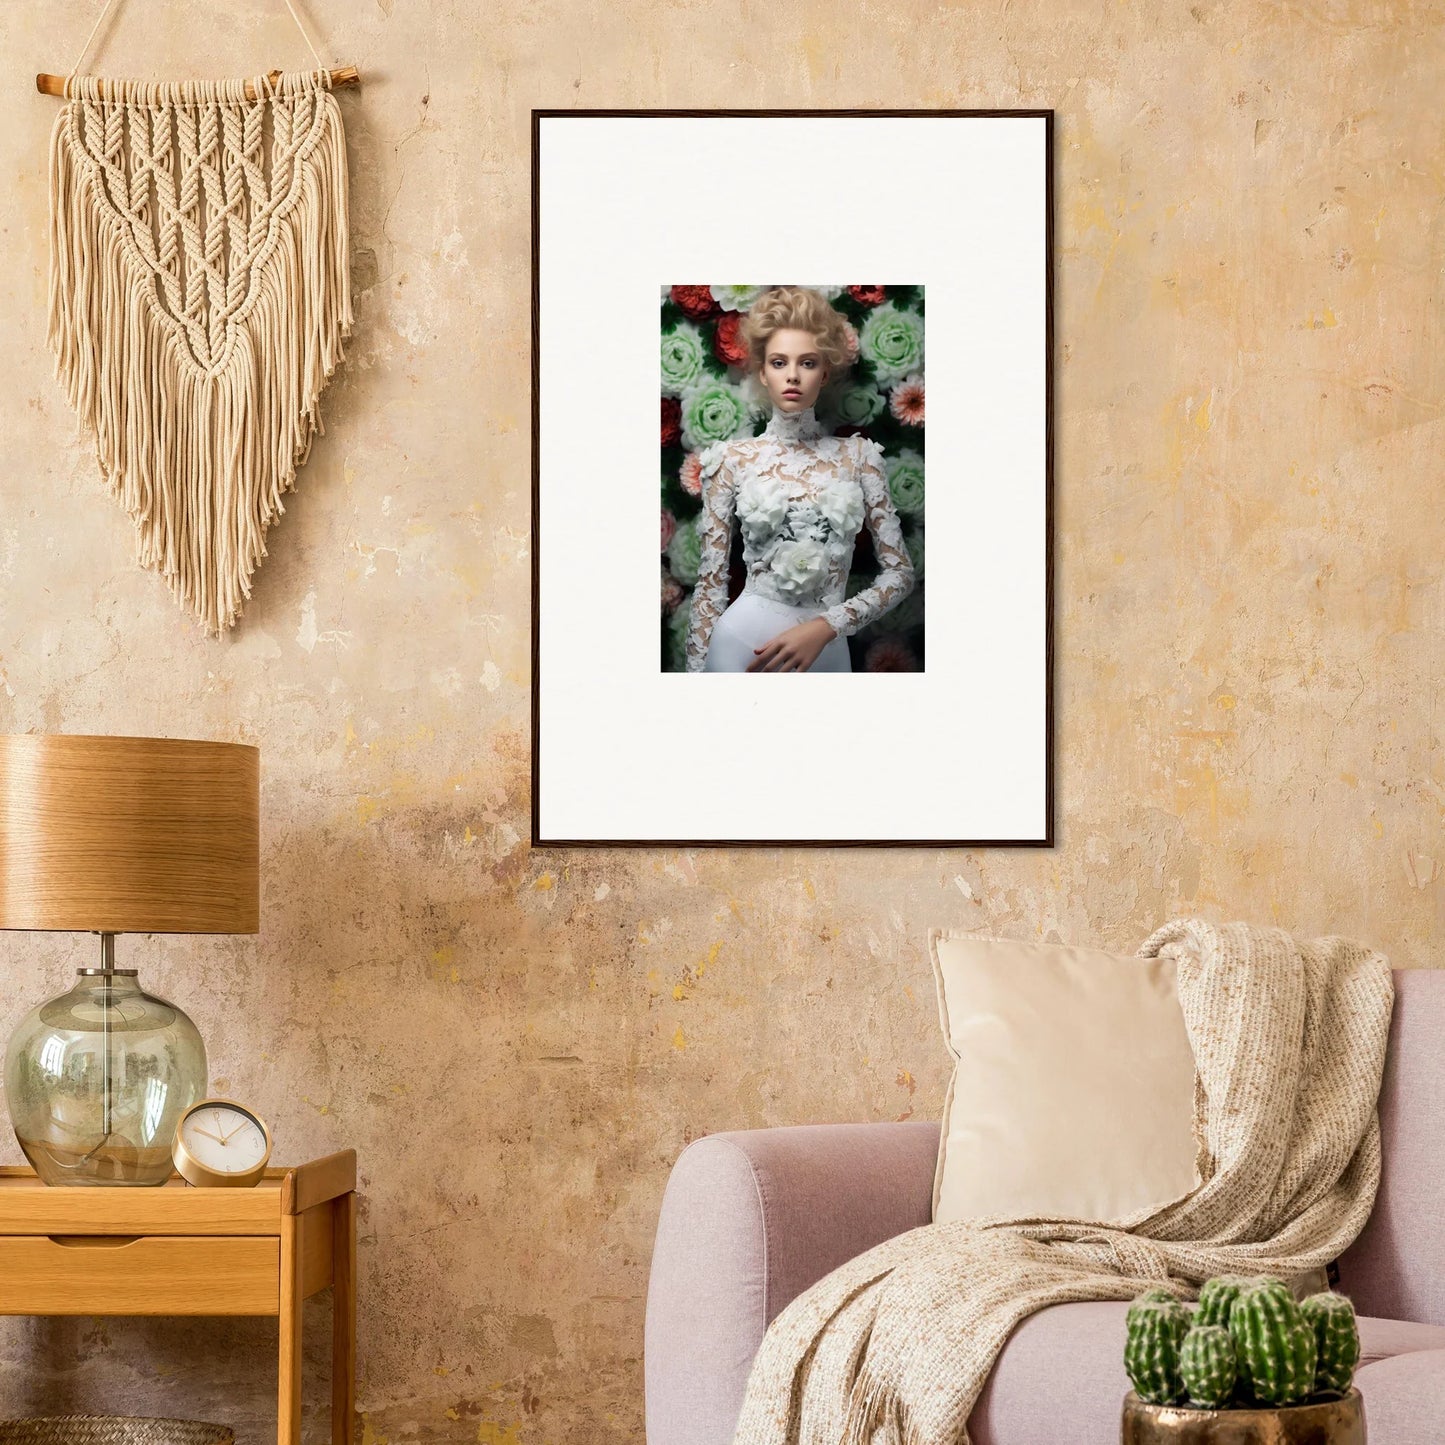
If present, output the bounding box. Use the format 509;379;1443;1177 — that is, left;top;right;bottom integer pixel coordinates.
173;1099;272;1188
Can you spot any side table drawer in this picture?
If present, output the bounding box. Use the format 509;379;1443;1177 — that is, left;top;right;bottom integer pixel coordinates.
0;1234;280;1315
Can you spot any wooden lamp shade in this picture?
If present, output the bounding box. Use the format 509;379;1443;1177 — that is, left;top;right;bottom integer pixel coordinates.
0;735;259;934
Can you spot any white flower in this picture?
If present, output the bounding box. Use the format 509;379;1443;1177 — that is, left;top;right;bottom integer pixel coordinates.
737;473;790;543
768;538;828;600
792;284;845;300
711;285;769;312
817;478;865;538
787;499;829;543
697;441;726;483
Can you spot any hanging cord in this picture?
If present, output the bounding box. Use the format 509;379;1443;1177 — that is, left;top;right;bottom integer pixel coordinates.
67;0;329;94
67;0;121;85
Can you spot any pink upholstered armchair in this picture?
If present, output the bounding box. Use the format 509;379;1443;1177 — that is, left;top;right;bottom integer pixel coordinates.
644;969;1445;1445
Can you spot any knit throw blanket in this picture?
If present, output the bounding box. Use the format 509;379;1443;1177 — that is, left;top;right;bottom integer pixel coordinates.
731;919;1394;1445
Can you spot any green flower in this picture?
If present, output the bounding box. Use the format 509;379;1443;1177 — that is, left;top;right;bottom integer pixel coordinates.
829;382;886;427
859;303;925;385
887;449;925;517
904;525;924;581
667;595;692;671
661;321;707;397
869;585;925;635
666;517;702;586
680;380;754;450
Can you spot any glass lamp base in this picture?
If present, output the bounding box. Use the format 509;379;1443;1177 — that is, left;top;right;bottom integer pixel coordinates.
15;1136;180;1187
3;967;207;1187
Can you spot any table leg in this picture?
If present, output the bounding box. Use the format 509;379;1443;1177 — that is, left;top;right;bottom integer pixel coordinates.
279;1211;303;1445
332;1193;356;1445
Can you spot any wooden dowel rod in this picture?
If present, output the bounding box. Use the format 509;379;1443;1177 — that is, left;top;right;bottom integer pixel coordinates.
36;64;359;98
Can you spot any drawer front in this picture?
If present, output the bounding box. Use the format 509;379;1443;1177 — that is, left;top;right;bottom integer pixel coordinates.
0;1235;279;1315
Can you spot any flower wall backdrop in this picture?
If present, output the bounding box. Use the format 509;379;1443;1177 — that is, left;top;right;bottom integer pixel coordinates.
660;284;926;672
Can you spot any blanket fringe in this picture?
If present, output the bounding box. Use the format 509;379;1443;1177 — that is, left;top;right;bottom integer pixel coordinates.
841;1366;931;1445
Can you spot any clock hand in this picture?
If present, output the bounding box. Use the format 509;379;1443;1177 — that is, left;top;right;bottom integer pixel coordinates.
191;1126;227;1144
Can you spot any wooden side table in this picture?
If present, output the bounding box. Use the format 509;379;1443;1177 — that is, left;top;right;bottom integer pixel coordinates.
0;1149;357;1445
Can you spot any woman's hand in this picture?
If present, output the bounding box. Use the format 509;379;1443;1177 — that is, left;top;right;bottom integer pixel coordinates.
747;616;838;672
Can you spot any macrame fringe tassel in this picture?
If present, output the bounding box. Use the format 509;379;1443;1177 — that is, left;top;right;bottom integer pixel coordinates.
47;89;353;635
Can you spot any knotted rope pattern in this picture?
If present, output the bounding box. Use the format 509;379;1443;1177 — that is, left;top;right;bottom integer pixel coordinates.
48;68;352;633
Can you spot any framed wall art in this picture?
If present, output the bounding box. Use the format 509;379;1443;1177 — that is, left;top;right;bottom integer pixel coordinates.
532;109;1053;847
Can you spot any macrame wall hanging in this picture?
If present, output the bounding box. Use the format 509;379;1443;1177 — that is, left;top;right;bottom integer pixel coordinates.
41;0;359;634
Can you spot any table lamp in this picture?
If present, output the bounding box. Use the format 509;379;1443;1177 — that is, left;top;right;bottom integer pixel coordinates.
0;735;259;1186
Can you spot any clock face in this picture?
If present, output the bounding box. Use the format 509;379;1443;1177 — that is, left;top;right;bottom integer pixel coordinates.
179;1103;269;1175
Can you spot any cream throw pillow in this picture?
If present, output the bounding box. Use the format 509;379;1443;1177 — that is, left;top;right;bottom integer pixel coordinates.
930;930;1200;1226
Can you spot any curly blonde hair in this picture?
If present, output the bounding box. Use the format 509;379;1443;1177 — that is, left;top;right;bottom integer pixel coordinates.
738;287;853;383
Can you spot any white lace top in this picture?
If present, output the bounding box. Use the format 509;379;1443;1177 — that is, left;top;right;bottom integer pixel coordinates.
683;405;917;673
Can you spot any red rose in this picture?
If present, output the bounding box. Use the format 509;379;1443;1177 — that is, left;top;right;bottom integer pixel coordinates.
848;285;887;306
671;285;719;319
661;395;681;447
713;311;750;369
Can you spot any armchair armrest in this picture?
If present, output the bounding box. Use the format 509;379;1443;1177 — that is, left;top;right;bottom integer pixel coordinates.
644;1120;938;1445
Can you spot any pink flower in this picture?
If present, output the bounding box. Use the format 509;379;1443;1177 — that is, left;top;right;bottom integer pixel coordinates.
863;637;919;672
841;319;860;365
661;508;676;551
890;374;925;426
679;453;703;497
661;567;684;614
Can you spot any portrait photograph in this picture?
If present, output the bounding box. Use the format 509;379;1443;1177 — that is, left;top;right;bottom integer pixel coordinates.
533;110;1051;845
660;284;926;675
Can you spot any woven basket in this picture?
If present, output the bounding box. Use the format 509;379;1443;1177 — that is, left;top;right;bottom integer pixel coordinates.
0;1420;232;1445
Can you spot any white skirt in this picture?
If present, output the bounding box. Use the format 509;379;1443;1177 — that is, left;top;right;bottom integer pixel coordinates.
703;591;852;673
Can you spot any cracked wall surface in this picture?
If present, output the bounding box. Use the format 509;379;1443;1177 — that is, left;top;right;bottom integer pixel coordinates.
1;2;1443;1442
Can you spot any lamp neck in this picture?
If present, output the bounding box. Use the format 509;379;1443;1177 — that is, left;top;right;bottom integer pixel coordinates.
94;930;118;975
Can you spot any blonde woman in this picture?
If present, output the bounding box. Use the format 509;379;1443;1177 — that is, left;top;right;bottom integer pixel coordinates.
684;286;916;673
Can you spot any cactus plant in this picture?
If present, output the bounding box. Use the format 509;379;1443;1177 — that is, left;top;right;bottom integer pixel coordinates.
1229;1278;1318;1406
1135;1286;1179;1306
1125;1296;1193;1405
1301;1292;1361;1395
1179;1324;1238;1408
1124;1276;1362;1416
1194;1274;1258;1329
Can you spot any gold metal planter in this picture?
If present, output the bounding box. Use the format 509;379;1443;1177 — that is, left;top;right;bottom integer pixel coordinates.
1121;1389;1365;1445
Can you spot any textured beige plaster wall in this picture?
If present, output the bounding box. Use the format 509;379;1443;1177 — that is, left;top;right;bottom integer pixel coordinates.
0;1;1441;1441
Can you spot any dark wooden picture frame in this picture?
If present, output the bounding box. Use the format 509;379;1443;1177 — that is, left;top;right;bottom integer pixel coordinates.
531;108;1054;848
